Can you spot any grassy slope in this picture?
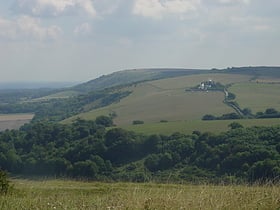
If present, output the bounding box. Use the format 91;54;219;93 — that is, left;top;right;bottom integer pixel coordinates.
229;82;280;113
63;73;252;125
3;179;280;210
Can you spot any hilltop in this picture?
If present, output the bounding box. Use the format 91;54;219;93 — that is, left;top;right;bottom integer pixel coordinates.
71;68;208;93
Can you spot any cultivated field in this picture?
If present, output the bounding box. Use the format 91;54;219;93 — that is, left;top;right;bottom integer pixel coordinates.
0;114;34;131
122;118;280;135
229;82;280;113
65;74;252;125
2;179;280;210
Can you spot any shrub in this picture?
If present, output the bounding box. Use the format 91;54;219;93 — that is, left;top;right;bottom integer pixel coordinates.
132;120;144;125
202;114;216;120
0;170;12;195
95;115;113;127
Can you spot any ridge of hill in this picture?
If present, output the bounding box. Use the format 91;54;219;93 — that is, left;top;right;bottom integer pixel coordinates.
70;66;280;93
71;68;208;92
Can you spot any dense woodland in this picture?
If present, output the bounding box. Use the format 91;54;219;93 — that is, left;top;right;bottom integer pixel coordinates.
0;117;279;183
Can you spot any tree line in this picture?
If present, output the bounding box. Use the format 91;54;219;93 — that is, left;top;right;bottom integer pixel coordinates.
0;117;280;183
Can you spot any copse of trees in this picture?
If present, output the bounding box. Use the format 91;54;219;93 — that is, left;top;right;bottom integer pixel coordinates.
202;112;241;120
0;118;280;183
203;108;280;121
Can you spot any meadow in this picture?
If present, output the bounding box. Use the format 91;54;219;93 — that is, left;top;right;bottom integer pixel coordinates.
122;118;280;135
229;82;280;113
1;179;280;210
0;114;34;131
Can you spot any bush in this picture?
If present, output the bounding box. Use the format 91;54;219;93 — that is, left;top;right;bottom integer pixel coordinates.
202;114;216;120
0;170;12;195
132;120;144;125
227;92;236;100
95;115;113;127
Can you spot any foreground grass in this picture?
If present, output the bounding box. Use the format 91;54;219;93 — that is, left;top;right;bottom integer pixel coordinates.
1;179;280;210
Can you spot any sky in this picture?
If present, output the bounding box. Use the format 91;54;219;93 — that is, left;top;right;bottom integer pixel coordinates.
0;0;280;82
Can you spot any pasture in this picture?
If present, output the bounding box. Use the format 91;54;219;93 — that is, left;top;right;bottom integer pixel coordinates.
0;114;34;131
229;82;280;113
64;73;252;125
122;118;280;135
2;179;280;210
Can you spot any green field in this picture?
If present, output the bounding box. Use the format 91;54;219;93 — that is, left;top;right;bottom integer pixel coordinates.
229;82;280;113
122;118;280;135
64;74;253;125
1;179;279;210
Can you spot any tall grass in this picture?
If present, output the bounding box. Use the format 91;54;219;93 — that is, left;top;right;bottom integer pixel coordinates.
1;179;280;209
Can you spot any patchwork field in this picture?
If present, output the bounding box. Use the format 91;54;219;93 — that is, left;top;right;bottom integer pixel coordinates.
0;114;34;131
2;179;279;210
64;74;253;126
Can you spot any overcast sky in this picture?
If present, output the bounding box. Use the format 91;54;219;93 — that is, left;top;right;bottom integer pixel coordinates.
0;0;279;82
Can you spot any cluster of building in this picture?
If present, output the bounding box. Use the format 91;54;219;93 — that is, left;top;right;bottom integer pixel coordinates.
198;79;215;90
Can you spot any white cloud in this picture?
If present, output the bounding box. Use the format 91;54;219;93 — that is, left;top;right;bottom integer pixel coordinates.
216;0;250;5
74;22;92;36
14;0;96;17
0;16;62;41
132;0;200;19
92;0;122;15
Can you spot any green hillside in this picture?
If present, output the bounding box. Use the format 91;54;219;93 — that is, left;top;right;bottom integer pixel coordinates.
63;73;253;125
229;82;280;113
2;66;280;130
62;67;280;131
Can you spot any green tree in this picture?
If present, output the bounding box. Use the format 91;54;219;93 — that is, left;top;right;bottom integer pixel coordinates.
265;108;278;115
95;115;113;127
228;122;243;129
0;170;11;195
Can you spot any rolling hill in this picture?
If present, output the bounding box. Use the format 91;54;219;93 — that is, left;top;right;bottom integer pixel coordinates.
62;67;280;134
1;66;280;132
64;73;252;125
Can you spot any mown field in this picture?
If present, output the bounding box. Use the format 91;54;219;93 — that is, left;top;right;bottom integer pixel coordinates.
0;114;34;131
64;73;252;126
229;82;280;113
2;179;280;210
122;118;280;135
